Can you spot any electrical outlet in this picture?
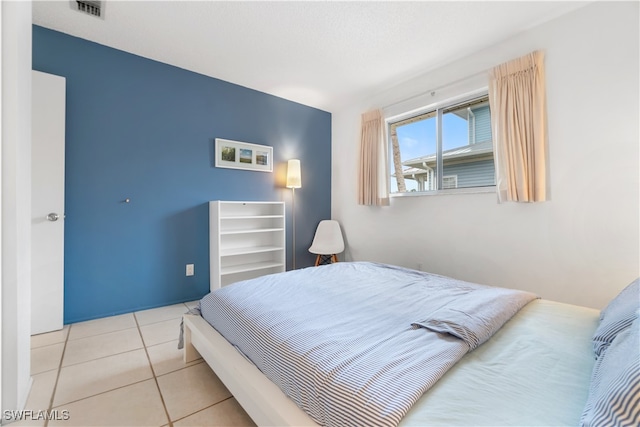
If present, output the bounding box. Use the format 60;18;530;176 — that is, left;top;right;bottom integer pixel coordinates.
186;264;194;276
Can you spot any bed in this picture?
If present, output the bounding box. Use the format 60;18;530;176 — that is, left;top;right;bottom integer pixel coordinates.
182;262;639;426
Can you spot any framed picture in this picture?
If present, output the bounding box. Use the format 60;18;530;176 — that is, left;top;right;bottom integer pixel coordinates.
214;139;273;172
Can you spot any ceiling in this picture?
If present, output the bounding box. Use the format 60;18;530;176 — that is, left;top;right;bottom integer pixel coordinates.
32;1;590;112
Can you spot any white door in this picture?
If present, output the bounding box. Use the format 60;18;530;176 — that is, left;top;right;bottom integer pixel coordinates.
31;70;66;335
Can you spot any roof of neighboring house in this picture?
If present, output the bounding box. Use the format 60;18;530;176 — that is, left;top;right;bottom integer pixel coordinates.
402;140;493;171
391;166;429;179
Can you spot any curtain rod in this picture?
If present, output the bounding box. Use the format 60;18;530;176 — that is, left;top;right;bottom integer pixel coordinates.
382;68;489;111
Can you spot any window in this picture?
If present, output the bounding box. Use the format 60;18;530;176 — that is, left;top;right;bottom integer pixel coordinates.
388;94;495;194
442;175;458;189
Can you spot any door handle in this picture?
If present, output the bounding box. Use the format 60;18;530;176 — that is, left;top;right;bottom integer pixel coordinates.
46;213;60;222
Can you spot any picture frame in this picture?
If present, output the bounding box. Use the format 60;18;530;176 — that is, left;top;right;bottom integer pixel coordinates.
214;138;273;172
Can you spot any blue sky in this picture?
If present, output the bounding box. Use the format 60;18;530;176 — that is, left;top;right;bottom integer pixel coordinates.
391;113;469;192
395;113;469;163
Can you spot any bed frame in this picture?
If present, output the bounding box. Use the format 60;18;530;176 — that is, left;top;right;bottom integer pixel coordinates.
182;314;318;426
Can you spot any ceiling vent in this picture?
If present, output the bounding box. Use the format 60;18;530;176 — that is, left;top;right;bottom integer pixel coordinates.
73;1;103;18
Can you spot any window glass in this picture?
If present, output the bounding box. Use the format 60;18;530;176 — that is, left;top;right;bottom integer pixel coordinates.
389;94;495;194
390;112;436;192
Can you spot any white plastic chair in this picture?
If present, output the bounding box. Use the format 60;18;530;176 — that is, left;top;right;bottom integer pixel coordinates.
308;220;345;266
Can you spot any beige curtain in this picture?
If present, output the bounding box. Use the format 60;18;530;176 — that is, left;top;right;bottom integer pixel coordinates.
489;51;548;202
358;109;389;206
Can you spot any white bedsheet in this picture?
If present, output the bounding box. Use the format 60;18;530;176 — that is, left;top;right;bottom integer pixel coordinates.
400;299;599;426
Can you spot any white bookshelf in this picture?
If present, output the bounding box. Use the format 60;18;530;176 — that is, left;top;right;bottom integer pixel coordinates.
210;201;285;290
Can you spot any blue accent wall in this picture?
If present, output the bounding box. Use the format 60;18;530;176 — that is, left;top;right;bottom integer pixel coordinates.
32;26;331;324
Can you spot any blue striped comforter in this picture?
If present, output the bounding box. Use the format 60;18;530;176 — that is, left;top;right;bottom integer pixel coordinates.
200;262;536;427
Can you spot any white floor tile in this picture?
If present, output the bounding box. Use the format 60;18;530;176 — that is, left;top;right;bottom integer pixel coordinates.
5;416;45;427
24;369;58;413
139;318;182;347
183;300;200;310
173;398;256;426
31;325;69;349
135;304;190;326
49;379;168;426
157;363;231;422
31;343;64;375
68;313;136;341
25;301;251;427
54;349;152;406
62;327;143;367
146;340;202;376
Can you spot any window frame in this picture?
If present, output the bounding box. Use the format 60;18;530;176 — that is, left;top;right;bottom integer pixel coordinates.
386;89;496;197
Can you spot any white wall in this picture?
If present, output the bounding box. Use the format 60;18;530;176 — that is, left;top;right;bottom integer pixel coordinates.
1;0;33;414
332;1;639;309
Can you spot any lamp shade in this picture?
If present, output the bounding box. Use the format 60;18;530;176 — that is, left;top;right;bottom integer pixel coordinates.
286;159;302;189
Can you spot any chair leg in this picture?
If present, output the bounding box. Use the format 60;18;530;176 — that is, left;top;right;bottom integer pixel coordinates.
315;255;337;266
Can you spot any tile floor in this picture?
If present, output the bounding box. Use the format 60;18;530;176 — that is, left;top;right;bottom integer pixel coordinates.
17;301;256;427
